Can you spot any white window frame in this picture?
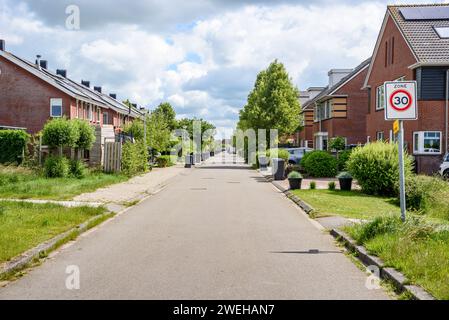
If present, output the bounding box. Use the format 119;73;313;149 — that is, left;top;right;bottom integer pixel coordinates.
376;131;385;141
88;104;93;121
413;131;442;155
50;98;63;118
103;112;109;125
376;85;385;110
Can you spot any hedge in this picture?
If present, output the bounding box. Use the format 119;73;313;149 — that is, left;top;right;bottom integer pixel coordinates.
121;141;148;176
301;150;337;177
0;130;29;164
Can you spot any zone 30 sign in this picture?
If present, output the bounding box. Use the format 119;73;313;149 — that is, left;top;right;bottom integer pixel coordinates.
384;81;418;120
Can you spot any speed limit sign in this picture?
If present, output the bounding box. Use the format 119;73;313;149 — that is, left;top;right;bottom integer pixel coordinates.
384;81;418;120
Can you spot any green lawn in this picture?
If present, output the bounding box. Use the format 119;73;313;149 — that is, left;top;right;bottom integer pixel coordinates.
0;201;106;263
291;189;400;219
0;166;127;200
345;216;449;300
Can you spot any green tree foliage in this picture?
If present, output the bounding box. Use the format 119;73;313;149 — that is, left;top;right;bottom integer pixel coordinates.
73;119;95;150
237;60;301;139
154;102;177;131
123;119;144;141
329;136;346;152
121;141;148;176
347;141;413;196
0;130;29;164
42;118;79;149
147;111;171;152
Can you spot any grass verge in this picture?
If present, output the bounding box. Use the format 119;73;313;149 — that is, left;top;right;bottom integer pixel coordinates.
291;189;400;219
0;201;106;263
345;215;449;300
0;166;127;200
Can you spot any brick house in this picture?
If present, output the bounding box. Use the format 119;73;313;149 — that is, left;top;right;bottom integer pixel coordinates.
364;4;449;174
300;59;370;150
0;40;143;164
297;87;325;148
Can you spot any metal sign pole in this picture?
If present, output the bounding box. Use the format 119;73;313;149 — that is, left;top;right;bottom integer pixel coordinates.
398;120;406;222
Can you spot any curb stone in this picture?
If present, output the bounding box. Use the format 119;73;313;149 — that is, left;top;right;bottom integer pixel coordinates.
330;228;436;300
267;177;314;214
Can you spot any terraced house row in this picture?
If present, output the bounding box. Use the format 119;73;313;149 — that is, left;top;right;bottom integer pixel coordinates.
298;3;449;174
0;40;144;165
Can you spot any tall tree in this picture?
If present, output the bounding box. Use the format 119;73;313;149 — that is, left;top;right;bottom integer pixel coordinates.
238;60;301;138
154;102;177;131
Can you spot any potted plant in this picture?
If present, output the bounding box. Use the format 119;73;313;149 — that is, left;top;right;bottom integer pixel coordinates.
337;171;353;191
288;171;303;190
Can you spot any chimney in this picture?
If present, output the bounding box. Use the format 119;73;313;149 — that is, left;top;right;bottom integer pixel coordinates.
0;40;5;51
56;69;67;78
36;55;42;70
81;80;90;88
94;86;102;93
109;93;117;99
307;87;326;100
39;60;48;70
328;69;352;87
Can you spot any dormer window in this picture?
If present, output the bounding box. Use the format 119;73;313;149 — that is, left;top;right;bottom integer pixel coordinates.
434;26;449;39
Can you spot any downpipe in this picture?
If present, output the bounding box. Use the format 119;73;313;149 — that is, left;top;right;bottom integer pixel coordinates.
446;69;449;155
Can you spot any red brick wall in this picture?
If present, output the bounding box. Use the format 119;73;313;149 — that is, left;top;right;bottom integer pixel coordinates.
0;56;74;134
366;14;447;173
312;67;369;146
299;109;314;147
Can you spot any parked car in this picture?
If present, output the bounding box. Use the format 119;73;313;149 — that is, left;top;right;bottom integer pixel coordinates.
284;147;313;165
439;153;449;179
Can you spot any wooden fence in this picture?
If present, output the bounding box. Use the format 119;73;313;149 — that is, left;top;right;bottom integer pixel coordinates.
104;141;122;173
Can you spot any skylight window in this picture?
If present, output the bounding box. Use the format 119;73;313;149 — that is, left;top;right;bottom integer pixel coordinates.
434;26;449;38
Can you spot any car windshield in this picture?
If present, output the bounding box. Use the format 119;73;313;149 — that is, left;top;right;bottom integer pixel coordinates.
445;154;449;162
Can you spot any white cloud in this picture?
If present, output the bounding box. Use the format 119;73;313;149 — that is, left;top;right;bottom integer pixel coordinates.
1;0;419;136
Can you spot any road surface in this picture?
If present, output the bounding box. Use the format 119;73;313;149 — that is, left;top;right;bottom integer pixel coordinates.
0;153;388;299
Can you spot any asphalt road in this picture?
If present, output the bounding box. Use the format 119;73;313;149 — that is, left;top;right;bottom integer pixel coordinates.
0;153;389;299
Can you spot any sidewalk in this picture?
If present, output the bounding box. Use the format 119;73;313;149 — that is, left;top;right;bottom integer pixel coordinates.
73;165;188;205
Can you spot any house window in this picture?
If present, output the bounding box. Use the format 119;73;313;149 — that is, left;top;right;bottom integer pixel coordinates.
88;105;93;121
50;98;63;117
97;108;100;123
376;85;385;110
314;100;332;121
103;112;109;125
376;131;385;141
413;131;442;154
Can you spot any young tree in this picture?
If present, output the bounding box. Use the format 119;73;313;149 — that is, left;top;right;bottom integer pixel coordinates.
42;118;79;155
238;60;301;141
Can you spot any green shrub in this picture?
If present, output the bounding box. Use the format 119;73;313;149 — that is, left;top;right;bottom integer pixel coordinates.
44;156;70;178
0;130;29;164
156;155;175;168
41;118;79;149
310;181;316;190
337;149;352;171
302;150;337;177
337;171;352;179
328;181;336;191
121;141;148;176
267;148;289;162
346;142;413;196
288;171;303;179
69;159;87;179
73;119;95;150
285;164;301;176
300;150;313;169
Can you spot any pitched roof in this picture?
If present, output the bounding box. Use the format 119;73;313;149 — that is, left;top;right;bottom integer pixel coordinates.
388;4;449;64
301;58;371;111
0;50;143;118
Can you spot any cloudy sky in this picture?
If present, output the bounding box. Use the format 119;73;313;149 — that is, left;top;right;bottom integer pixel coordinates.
1;0;447;137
